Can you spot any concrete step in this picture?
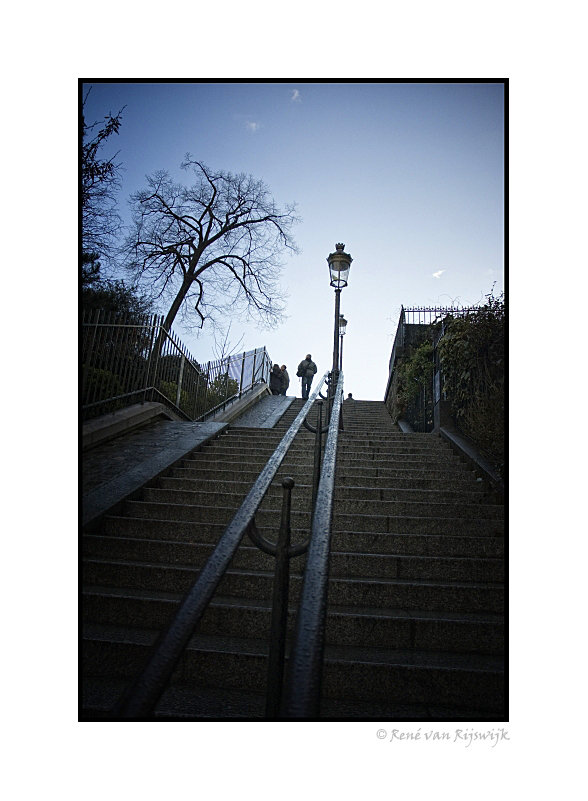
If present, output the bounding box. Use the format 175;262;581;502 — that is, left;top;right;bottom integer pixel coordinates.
83;535;503;582
122;500;502;534
82;676;267;720
331;498;503;519
83;676;502;721
207;442;317;457
337;441;451;453
181;453;316;469
158;476;486;504
178;459;473;484
144;486;313;512
335;453;463;467
82;625;504;713
102;517;504;557
83;559;503;613
158;476;313;497
336;461;467;476
336;486;487;503
335;463;472;477
164;471;484;495
333;512;503;536
118;501;504;535
141;487;502;520
331;530;504;557
170;466;316;485
321;642;504;711
123;500;312;529
335;473;481;490
82;586;504;654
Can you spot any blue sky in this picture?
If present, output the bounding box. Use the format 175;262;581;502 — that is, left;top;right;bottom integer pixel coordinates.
83;81;504;400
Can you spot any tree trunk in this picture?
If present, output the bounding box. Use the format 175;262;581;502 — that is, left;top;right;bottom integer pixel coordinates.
153;281;191;365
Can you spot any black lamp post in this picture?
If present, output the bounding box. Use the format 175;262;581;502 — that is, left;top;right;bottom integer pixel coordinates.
326;243;353;400
339;314;347;371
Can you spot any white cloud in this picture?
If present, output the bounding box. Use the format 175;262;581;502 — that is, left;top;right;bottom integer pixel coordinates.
291;89;301;102
432;270;446;278
245;121;260;133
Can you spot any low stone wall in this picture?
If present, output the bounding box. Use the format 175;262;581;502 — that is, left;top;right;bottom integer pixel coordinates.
82;401;183;451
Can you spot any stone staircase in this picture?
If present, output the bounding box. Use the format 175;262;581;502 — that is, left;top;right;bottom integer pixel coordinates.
82;398;504;720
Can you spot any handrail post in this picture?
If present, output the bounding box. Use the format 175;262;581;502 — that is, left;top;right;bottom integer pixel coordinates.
265;477;295;719
251;349;257;384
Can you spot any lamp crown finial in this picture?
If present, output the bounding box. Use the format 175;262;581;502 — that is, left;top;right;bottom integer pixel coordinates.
335;243;345;251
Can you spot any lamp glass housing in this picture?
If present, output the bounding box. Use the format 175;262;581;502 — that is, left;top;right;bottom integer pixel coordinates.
327;244;352;289
329;259;350;288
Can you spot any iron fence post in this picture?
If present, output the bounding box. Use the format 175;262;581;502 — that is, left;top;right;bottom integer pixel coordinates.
239;351;246;398
176;354;185;409
150;316;164;401
142;315;158;404
251;349;257;385
224;362;230;405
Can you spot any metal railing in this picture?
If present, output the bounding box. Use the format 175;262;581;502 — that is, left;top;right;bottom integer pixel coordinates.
282;369;344;717
388;305;482;374
114;372;332;719
82;309;272;421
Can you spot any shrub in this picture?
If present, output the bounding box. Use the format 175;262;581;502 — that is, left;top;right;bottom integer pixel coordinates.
438;290;504;476
395;340;435;419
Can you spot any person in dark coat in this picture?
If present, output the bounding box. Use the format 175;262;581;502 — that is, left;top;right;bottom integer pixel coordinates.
280;365;289;396
297;354;317;399
269;364;284;395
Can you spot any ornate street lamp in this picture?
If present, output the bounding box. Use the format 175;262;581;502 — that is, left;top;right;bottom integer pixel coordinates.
326;243;353;400
339;314;347;371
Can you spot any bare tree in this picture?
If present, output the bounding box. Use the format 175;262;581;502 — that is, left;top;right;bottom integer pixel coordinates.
124;157;301;337
212;323;245;363
82;88;126;270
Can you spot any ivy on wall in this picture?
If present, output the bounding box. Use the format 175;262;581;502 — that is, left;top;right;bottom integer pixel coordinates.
394;339;436;419
392;289;504;476
438;290;505;476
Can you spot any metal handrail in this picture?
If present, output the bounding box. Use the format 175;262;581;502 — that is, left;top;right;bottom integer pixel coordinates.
283;370;345;718
114;372;330;718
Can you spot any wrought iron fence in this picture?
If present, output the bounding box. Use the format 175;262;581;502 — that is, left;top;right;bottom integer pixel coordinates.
82;309;272;422
386;305;481;432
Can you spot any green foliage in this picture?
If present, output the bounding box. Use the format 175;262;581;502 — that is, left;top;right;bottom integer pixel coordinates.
157;353;202;375
394;329;437;418
157;380;191;412
206;372;239;409
82;279;154;317
155;371;237;418
438;289;505;476
83;367;125;406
